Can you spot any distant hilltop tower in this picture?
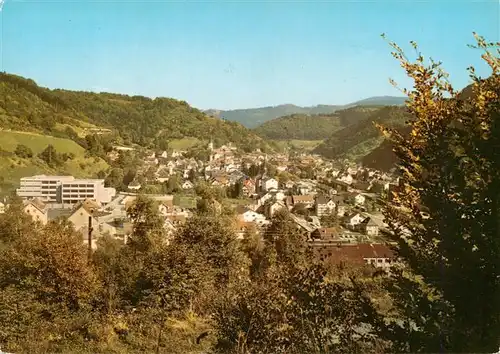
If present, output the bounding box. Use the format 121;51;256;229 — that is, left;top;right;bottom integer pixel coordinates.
208;139;214;151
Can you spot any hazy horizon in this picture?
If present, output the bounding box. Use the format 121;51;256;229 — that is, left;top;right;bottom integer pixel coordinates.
1;0;498;110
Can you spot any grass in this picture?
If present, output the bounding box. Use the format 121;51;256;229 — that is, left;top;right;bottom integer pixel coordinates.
169;138;200;150
0;130;87;155
272;139;323;151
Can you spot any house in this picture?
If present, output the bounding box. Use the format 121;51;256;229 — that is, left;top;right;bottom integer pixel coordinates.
156;168;171;183
257;191;278;207
171;150;185;158
261;177;278;192
339;174;354;185
128;181;141;191
289;214;316;237
370;180;388;194
309;227;357;245
235;206;267;224
158;200;174;216
159;151;168;159
276;165;288;172
265;200;286;218
315;195;336;217
242;179;256;196
0;201;5;214
310;227;340;241
211;175;229;187
344;212;365;229
360;217;380;237
68;199;102;248
296;183;312;195
23;198;48;225
331;195;347;216
182;180;194;190
353;193;366;205
291;195;315;208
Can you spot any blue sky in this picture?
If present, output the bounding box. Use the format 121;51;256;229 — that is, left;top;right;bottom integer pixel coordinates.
0;0;498;110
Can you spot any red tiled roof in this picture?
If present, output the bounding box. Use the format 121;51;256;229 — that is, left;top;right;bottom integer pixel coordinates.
313;243;395;264
311;227;340;240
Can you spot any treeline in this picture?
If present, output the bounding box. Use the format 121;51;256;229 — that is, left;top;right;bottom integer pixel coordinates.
0;73;267;152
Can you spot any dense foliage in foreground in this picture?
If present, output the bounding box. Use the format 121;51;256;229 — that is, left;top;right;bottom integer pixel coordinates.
0;197;387;353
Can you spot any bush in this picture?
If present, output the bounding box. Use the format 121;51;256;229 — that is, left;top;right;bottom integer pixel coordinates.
14;144;33;158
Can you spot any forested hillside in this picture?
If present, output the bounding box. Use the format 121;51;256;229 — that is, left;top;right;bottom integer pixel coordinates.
253;106;387;140
313;106;411;159
0;73;265;151
253;113;342;140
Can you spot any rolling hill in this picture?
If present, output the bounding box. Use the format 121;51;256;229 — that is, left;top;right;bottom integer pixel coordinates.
312;106;411;160
0;73;266;152
253;113;342;140
253;106;386;141
205;96;406;128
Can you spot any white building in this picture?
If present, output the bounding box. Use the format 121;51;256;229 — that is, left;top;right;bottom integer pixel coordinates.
17;175;116;205
261;177;279;192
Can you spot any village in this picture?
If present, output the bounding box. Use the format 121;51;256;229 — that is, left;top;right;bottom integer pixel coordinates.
7;140;404;271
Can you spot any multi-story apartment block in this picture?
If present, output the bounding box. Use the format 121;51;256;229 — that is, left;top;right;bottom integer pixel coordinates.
17;175;116;205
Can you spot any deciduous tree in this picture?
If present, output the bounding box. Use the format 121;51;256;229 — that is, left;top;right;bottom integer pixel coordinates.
377;34;500;353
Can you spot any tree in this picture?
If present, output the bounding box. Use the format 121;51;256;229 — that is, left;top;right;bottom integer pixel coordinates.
173;214;247;287
0;195;36;244
188;168;197;182
212;250;386;354
104;168;125;190
166;175;181;194
320;211;339;227
263;209;310;272
126;194;166;254
247;164;260;178
14;144;33;158
240;224;266;280
0;219;98;350
376;34;500;353
92;235;124;315
38;144;62;166
230;180;243;199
